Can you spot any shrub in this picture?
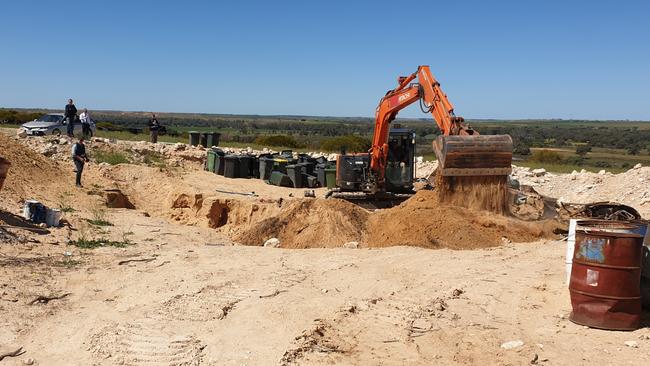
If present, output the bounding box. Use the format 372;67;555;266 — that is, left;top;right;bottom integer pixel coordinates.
627;145;641;155
593;160;612;168
564;156;585;166
320;135;371;153
71;238;129;249
513;143;531;155
0;109;41;124
254;135;304;148
529;149;563;164
575;145;592;156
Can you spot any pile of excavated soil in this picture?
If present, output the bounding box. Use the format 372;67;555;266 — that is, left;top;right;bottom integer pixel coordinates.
0;134;74;206
233;192;557;249
234;199;369;248
366;190;556;249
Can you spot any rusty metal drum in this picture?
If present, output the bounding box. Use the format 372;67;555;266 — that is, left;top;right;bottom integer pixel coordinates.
569;224;644;330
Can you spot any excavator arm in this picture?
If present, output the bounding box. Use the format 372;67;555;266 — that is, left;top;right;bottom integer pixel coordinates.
370;65;512;189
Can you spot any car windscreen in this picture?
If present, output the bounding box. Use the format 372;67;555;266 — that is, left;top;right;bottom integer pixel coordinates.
38;114;63;122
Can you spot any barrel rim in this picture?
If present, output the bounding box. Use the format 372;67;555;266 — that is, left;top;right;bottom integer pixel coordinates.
576;228;643;238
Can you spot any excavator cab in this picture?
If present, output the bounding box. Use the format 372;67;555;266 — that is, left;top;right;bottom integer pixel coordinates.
384;128;416;193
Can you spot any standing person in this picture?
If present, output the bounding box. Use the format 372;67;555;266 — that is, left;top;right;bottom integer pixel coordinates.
64;99;77;137
71;137;89;187
79;108;91;138
148;113;160;143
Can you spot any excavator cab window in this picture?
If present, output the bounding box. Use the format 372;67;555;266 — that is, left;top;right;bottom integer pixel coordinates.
385;129;415;193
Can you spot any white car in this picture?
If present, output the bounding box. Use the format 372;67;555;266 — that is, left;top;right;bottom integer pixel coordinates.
21;113;96;137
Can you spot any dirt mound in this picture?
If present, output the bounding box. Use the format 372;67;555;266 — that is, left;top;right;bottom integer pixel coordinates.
234;199;369;248
367;190;555;249
233;192;556;250
0;134;73;205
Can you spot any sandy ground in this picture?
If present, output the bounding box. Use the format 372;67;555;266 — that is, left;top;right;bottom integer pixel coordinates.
2;210;649;365
1;131;650;365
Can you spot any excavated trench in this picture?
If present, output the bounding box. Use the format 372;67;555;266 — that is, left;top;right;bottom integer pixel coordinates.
166;190;558;249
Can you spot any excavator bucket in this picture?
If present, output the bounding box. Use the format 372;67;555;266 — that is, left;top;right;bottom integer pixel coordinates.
432;135;513;177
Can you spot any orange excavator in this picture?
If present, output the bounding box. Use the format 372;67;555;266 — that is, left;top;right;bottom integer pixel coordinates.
329;65;513;206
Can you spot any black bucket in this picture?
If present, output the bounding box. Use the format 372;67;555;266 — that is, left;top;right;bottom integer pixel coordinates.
224;156;240;178
215;154;225;175
259;157;274;180
286;164;303;188
237;156;252;179
189;131;200;146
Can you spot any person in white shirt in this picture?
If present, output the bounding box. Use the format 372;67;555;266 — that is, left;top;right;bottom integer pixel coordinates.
79;108;91;138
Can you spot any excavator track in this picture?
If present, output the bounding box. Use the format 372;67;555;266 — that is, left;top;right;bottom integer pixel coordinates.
326;189;413;210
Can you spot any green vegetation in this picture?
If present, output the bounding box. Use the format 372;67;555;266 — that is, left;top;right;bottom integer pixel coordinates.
4;107;649;172
0;109;41;124
86;219;113;226
320;135;371;153
70;237;130;249
57;257;82;268
529;149;563;164
86;205;112;226
93;150;130;165
575;145;592;156
254;135;304;148
142;150;166;168
57;192;75;213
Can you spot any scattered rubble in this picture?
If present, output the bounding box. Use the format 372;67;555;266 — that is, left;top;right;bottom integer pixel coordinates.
625;341;639;348
263;238;281;248
511;164;650;217
501;340;525;350
342;241;359;249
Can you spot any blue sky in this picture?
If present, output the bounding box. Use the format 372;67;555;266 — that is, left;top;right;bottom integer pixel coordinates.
1;0;648;120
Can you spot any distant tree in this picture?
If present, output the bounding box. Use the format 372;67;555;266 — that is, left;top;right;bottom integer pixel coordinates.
513;143;531;155
627;144;641;155
575;145;592;156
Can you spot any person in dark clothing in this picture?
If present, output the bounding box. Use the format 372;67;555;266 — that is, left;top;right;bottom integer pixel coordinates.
148;113;160;143
71;137;89;187
65;99;77;137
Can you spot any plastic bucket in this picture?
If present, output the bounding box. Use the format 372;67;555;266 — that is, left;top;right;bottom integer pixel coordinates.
325;168;337;189
46;208;62;227
237;156;252;179
23;200;47;224
188;131;200;146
